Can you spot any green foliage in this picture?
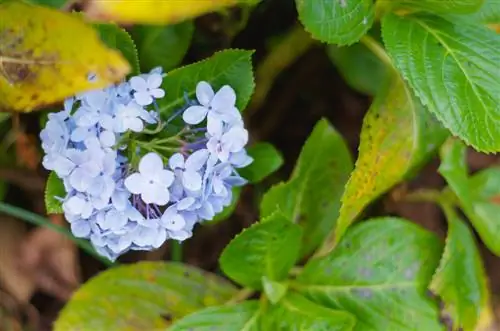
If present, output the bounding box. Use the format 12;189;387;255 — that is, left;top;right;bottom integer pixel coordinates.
55;262;238;331
470;0;500;23
158;49;255;116
169;301;261;331
382;14;500;152
239;143;284;183
95;23;140;75
45;171;65;214
334;75;447;245
392;0;484;14
430;204;488;331
131;21;194;72
260;293;355;330
28;0;67;8
296;0;374;45
297;218;444;331
219;213;302;289
261;119;353;257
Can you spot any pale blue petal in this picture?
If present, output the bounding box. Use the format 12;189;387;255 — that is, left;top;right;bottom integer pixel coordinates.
185;149;209;171
124;173;145;194
196;81;214;107
183;105;208;125
169;153;185;170
139;152;164;175
182;170;202;192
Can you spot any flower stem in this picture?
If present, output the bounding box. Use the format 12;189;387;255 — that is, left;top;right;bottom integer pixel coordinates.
171;241;183;262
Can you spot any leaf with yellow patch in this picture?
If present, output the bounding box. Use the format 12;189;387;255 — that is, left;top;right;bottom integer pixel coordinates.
332;75;447;247
85;0;256;24
0;1;129;112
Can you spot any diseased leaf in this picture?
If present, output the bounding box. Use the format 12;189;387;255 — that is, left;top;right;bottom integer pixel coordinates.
54;262;238;331
334;75;447;244
439;138;500;255
85;0;252;24
131;21;194;72
239;143;284;183
45;171;65;214
158;49;254;117
0;1;129;112
296;218;444;331
169;301;260;331
296;0;374;45
219;213;302;289
430;204;488;331
260;119;353;257
261;293;356;331
382;14;500;152
392;0;484;14
95;23;140;75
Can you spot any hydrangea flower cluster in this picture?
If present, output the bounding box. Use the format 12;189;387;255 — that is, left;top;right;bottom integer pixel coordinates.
40;69;252;261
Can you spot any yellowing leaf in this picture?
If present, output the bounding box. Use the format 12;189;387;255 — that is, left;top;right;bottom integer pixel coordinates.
0;1;130;112
85;0;251;24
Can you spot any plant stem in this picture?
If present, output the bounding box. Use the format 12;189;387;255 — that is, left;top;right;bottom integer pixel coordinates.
360;35;395;70
171;241;182;262
226;288;254;305
0;201;114;266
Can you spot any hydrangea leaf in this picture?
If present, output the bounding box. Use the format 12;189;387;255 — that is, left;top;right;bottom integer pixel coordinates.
169;301;260;331
439;138;500;255
333;75;447;245
430;205;489;331
471;0;500;24
219;213;302;289
0;1;130;112
391;0;484;14
85;0;254;24
45;171;65;214
54;262;238;331
262;276;288;304
260;119;353;257
29;0;67;8
158;49;254;117
95;23;140;76
296;218;444;331
131;21;194;72
260;293;356;331
382;14;500;152
296;0;374;45
239;142;284;183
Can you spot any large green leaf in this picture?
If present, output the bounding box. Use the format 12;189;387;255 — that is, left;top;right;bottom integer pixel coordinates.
130;21;194;72
296;218;444;331
430;204;488;331
29;0;66;8
169;301;260;331
471;0;500;24
260;119;353;257
158;49;255;117
333;76;447;245
438;138;500;255
45;171;65;214
239;142;284;183
261;293;356;331
95;23;140;76
296;0;374;45
219;213;302;289
391;0;484;14
382;14;500;152
54;262;238;331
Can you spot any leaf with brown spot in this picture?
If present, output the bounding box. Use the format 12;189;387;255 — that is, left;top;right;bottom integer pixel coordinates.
0;1;129;112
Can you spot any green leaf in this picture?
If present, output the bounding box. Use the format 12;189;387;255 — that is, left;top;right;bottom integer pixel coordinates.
0;181;7;201
29;0;67;8
296;218;444;331
158;49;255;117
327;40;390;96
169;301;260;331
239;143;284;183
470;0;500;24
262;276;288;304
45;171;65;214
430;204;488;331
296;0;374;45
260;119;353;257
219;213;302;289
334;75;447;244
54;262;238;331
439;138;500;255
131;21;194;72
382;14;500;152
95;23;140;76
392;0;484;14
261;293;356;330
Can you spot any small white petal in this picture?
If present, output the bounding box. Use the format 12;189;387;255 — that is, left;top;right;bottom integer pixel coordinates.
182;171;202;191
206;115;223;136
99;130;116;147
169;153;185;170
134;91;153;106
130;76;148;91
185;149;209;171
196;81;214;106
139;152;164;175
150;88;165;98
147;73;162;88
71;220;91;238
177;197;196;210
211;85;236;110
183;105;208;125
124;173;145;194
157;170;175;187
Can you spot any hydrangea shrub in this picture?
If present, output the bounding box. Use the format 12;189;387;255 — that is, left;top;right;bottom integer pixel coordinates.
1;0;499;330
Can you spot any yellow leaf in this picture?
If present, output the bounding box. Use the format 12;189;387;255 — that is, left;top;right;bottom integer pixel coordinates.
0;1;130;112
85;0;249;24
